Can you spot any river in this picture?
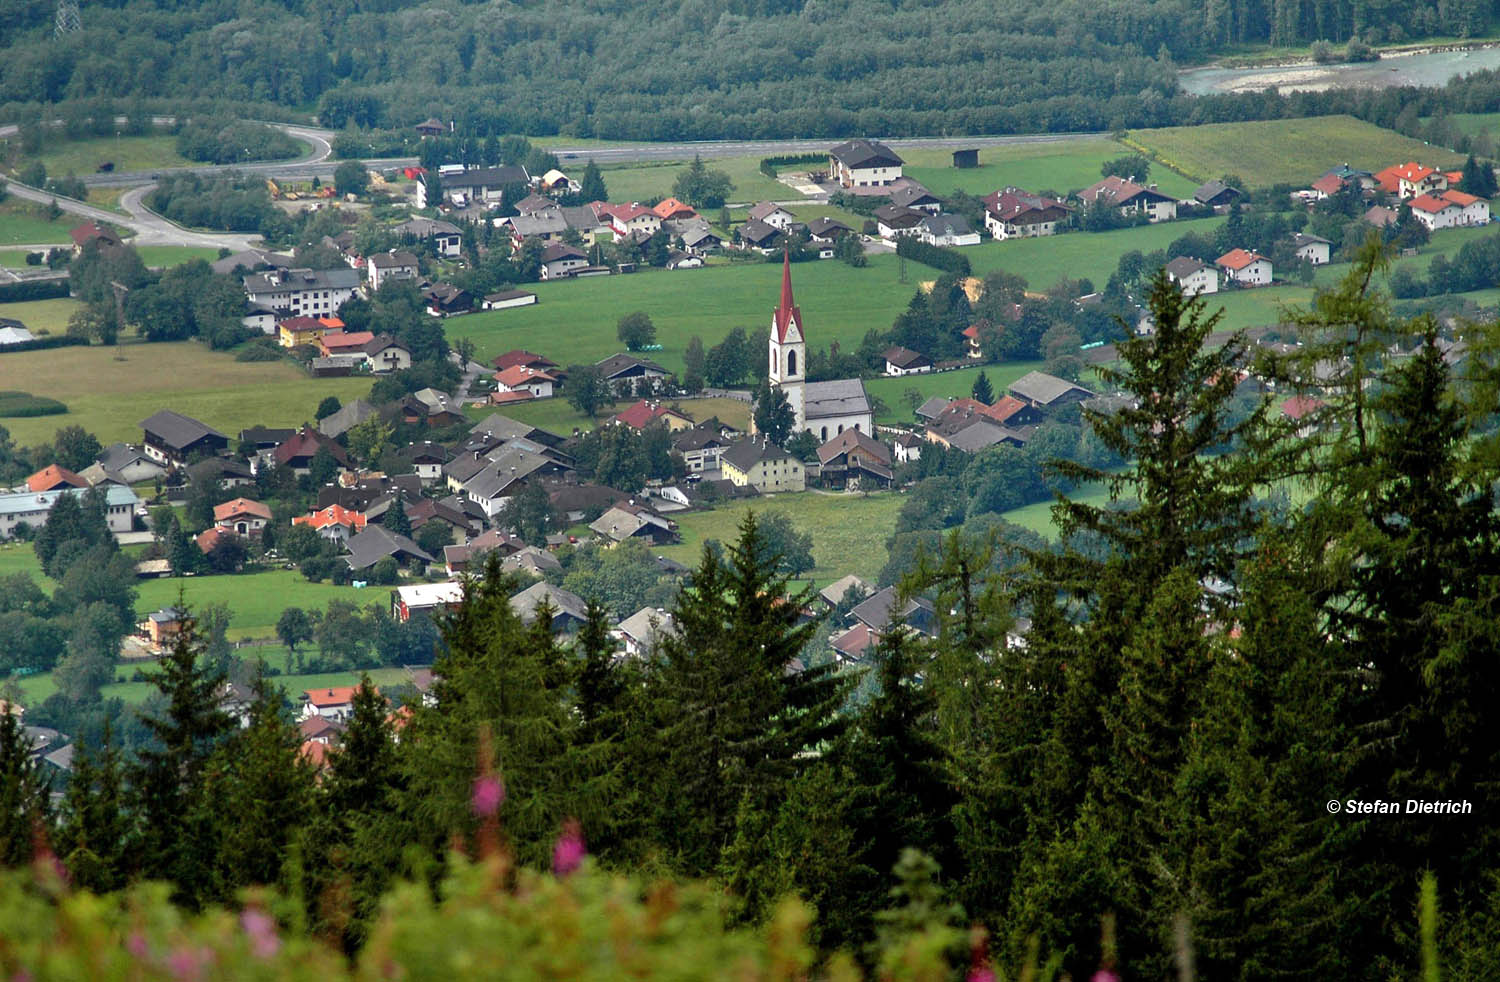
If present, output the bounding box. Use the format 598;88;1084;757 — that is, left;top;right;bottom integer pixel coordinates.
1179;44;1500;96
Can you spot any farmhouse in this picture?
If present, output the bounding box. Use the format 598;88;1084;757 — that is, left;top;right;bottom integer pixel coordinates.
1216;248;1273;286
883;346;933;376
596;353;670;395
243;268;360;319
1080;176;1178;223
671;421;731;473
1007;371;1096;409
1376;162;1447;199
1409;189;1490;230
722;437;806;493
539;243;590;280
983;188;1069;239
140;410;229;466
828;139;904;188
816;429;893;490
1193;180;1243;210
1164;256;1219;296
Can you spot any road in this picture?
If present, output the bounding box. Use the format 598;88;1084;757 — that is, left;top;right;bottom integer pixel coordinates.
6;178;262;251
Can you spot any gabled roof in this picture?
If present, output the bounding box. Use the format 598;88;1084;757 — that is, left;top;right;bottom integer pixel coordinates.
1164;256;1211;280
1008;370;1096;406
140;410;227;450
318;399;378;439
652;197;697;219
807;216;853;237
344;525;434;570
1193;180;1241;204
541;243;587;263
596;352;668;379
816;428;891;467
1408;192;1459;215
304;686;363;708
1215;248;1270;271
616;606;678;648
273;425;352;468
393;217;462;238
918;213;973;238
369;251;418;269
590;503;677;542
804;378;872;420
1281;395;1324;421
26;464;87;492
722;438;795;471
613;399;676;429
915;396;952;420
213;497;272;522
890;184;940;208
983;187;1068;222
984;395;1033;425
1290;233;1331;248
495;364;557;388
747;201;796;222
492;349;558;371
293;503;367;531
738;218;780;245
321;331;375;351
829;139;904;169
514;193;559;215
883;345;930;369
819;573;871;608
511;581;588;625
1080;175;1173;206
849;586;933;632
1310;174;1346;196
1442;188;1482;207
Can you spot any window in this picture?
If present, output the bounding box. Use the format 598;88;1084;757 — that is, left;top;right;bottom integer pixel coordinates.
787;350;797;376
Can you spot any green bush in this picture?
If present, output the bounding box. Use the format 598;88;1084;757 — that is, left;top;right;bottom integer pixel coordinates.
0;390;68;417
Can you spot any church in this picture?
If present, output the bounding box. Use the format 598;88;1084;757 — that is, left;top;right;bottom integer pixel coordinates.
763;253;874;442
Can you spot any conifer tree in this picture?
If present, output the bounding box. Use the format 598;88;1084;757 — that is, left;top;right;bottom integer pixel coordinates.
57;726;133;892
971;370;993;404
386;498;411;538
0;708;49;867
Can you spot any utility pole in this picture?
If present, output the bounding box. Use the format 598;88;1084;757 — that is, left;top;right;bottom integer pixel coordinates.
55;0;81;37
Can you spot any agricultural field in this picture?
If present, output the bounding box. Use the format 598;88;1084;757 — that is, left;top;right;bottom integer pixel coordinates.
0;297;81;334
1427;111;1500;139
655;490;906;587
0;199;76;246
445;253;924;376
901;139;1198;200
0;340;373;446
473;394;752;435
1126;115;1467;188
864;361;1044;425
595;154;790;206
965;216;1226;288
29;134;195;178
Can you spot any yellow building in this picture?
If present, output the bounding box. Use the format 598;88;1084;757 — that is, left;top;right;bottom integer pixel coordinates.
721;438;805;493
278;315;343;349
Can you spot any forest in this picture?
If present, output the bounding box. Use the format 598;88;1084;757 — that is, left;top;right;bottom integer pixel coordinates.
4;244;1500;978
4;0;1500;140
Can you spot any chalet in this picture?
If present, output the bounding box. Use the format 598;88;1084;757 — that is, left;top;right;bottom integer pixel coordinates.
816;429;893;490
186;456;253;488
983;187;1069;239
1007;371;1096;409
1291;233;1332;265
737;219;782;251
392;217;463;257
828;139;904;188
590;502;678;546
368;250;419;291
483;289;539;310
1080;176;1178;222
510;582;588;632
984;395;1044;428
652;197;698;221
0;484;138;539
849;586;935;636
273;424;352;474
345;525;434;571
539;243;590;280
1164;256;1219;296
364;334;411;373
613;399;694;431
883;346;933;376
917;212;980;247
1377;162;1447;199
417;165;529;208
401;387;467;427
494;364;557;398
423;283;473;317
1192;180;1243;210
747;202;799;229
319;331;375;361
889;184;942;214
393;442;451;484
300;686;364;723
721;438;805;493
514;193;560;216
212;497;271;537
391;581;465;623
500;545;563;577
614;607;678;657
598;202;663;240
91;443;166;485
672;421;731;473
673;221;723;253
1216;248;1273;286
596;353;670;395
874;204;925;239
139;410;228;466
807;216;854;242
243;268;360;319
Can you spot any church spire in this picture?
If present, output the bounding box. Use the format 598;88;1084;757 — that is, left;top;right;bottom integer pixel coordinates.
773;248;801;341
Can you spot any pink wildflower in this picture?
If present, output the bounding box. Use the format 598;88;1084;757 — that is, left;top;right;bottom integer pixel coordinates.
471;775;505;817
166;945;210;982
552;818;586;877
967;970;996;982
126;932;150;960
1091;972;1121;982
241;908;281;960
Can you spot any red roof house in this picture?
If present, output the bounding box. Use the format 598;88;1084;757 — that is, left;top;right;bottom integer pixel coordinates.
26;464;88;492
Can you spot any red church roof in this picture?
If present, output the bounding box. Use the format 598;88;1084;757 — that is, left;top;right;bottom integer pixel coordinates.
773;250;802;342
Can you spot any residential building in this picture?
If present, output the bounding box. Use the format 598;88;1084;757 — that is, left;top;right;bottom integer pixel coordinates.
983;187;1069;239
144;607;186;645
494;364;557;398
391;581;465;623
539;243;590;280
318;399;378;439
397;441;454;483
672;421;731;473
1164;256;1219;296
721;438;805;493
24;464;88;492
367;250;419;290
1079;176;1178;222
828;139;904;188
392;217;463;257
293;504;367;544
1288;233;1331;265
883;346;932;376
612;399;693;431
423;283;473;317
596;353;670;395
613;607;678;657
1216;248;1273;286
1443;189;1491;225
0;484;138;539
597;202;663;240
318;331;375;362
1007;371;1097;409
1376;161;1447;199
985;395;1044;428
90;443;165;485
816;429;893;490
213;497;271;537
300;686;364;723
364;334;411;373
807;216;853;242
139;410;228;466
1193;180;1243;210
892;431;924;464
747;202;799;229
509;211;568;244
917;212;980;247
345;525;434;571
243;268;360;319
510;581;588;632
70;222;122;254
890;184;942;214
590;503;678;546
417;165;529;208
961;325;983;359
211;248;294;276
737;218;782;252
874;204;925;239
274;424;352;475
652;197;697;221
1410;189;1490;230
277;315;342;349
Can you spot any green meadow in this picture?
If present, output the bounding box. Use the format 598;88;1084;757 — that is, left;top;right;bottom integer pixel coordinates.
965;216;1227;289
901;139;1198;200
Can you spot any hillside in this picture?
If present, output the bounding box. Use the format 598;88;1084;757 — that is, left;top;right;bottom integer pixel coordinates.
0;0;1491;140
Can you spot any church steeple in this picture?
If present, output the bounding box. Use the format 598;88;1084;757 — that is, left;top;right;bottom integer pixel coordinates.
768;249;806;430
773;249;801;343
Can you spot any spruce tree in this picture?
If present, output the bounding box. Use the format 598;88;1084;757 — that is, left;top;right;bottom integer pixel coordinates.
386;498;411;538
57;725;133;891
0;708;50;867
971;370;993;404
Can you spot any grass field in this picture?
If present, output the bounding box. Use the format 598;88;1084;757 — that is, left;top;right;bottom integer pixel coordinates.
864;361;1044;424
1126;115;1467;188
965;216;1226;288
0;297;81;334
902;139;1198;200
0;199;76;246
656;491;905;586
474;394;752;435
596;155;790;206
446;253;925;375
0;341;375;446
30;135;194;178
134;246;222;268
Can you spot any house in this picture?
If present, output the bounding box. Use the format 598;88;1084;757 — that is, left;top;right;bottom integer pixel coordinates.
1320;164;1377;194
652;197;698;221
819;574;872;611
515;193;559;216
510;581;589;632
293;503;367;544
666;250;703;270
300;686;364;723
415;118;446;137
737;219;782;252
960;325;985;360
423;283;473;317
985;395;1044;427
392;217;463;257
614;607;678;656
1193;180;1243;210
417;165;529;208
90;443;165;485
509;211;568;245
590;502;679;545
459;457;558;518
368;250;419;290
830;622;877;663
673;221;723;253
561;205;610;240
318;399;379;439
0;484;139;539
145;607;185;646
277;315;341;349
25;464;88;492
1216;248;1273;287
193;525;244;562
613;399;693;431
1079;176;1178;222
721;438;805;493
539;243;590;280
1309;174;1348;200
596;352;670;395
213;497;271;537
1291;233;1332;265
747;202;799;229
318;331;375;362
883;346;932;376
1441;188;1490;225
1410;189;1489;230
892;431;924;464
309;356;358;378
186;456;254;488
494;364;557;398
597;202;663;240
1164;256;1219;296
364;334;411;373
211;248;294;276
917;212;980;247
1007;371;1096;409
807;216;853;242
925;401;1023;451
243;268;361;319
890;184;942;214
139;410;229;466
828;139;904;188
816;429;893;490
299;714;345;746
983;188;1069;239
1365;205;1401;228
69;222;122;254
391;581;465;623
274;424;352;474
1376;162;1447;199
345;525;434;571
400;387;467;427
849;586;935;636
672;421;731;473
482;289;539;311
874;204;925;239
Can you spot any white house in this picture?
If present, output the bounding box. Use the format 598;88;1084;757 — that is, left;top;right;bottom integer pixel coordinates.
1291;233;1331;265
243;267;360;319
917;213;980;247
392;218;463;257
983;188;1069;239
883;346;933;376
829;139;904;188
0;485;138;539
746;202;799;230
364;335;411;373
417;165;529;209
368;250;419;291
300;686;363;723
1411;189;1489;229
494;365;556;399
1164;256;1219;296
1080;176;1178;223
1216;249;1273;287
1445;189;1491;225
539;243;590;280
